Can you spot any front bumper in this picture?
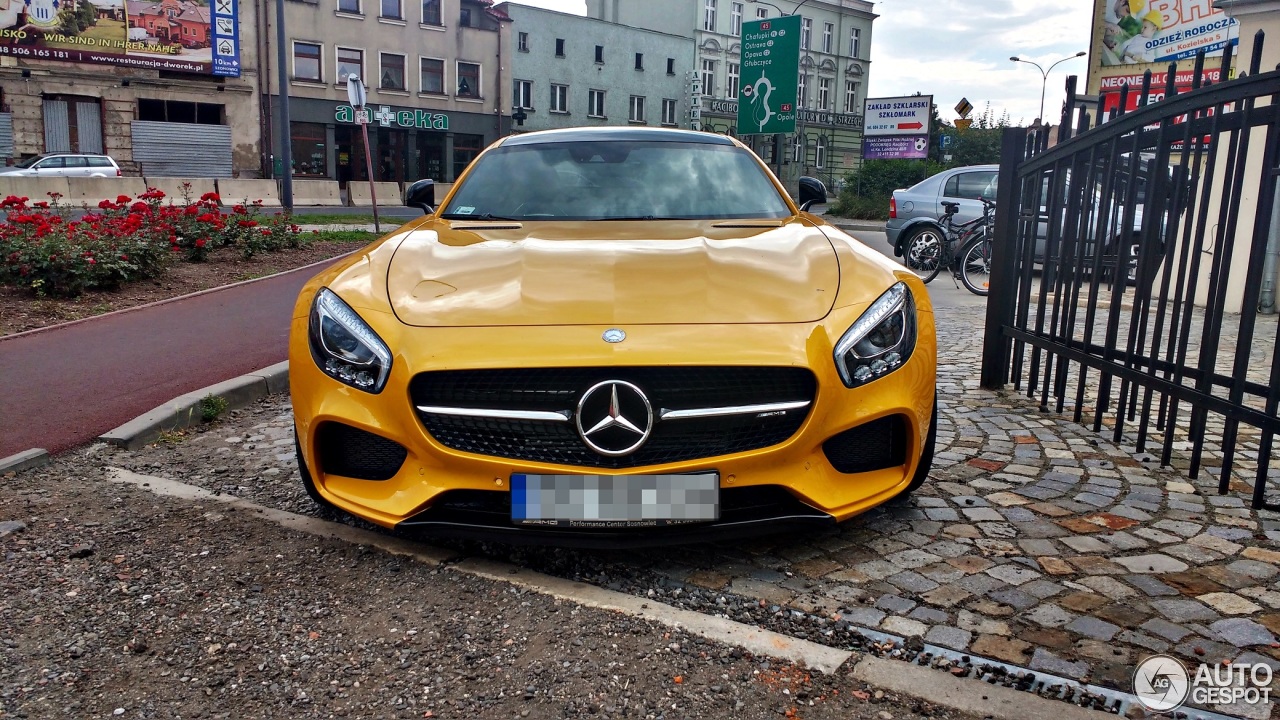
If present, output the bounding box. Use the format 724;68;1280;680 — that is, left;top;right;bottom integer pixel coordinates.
289;314;936;540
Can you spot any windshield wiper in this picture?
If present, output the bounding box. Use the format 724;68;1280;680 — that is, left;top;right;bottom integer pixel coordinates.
440;212;520;221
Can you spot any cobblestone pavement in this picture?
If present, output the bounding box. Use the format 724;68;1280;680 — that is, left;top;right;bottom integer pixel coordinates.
86;301;1280;718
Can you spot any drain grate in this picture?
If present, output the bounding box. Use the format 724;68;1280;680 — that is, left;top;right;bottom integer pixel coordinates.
852;626;1243;720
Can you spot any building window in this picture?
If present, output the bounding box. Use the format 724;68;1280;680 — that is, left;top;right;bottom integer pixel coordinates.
293;41;321;82
588;88;605;118
845;80;859;112
459;6;471;26
792;134;802;163
379;52;406;90
379;0;400;19
755;6;766;18
703;0;716;31
514;79;533;109
818;77;830;111
518;32;528;52
661;98;676;125
822;22;832;53
629;95;645;123
138;99;224;124
700;58;714;97
594;45;603;63
457;61;480;97
453;133;483;179
550;83;568;113
849;27;860;57
815;135;825;169
337;0;359;14
797;73;806;107
730;1;742;35
727;62;739;99
800;17;811;50
421;0;440;24
291;122;328;177
420;57;444;94
555;38;565;57
666;57;675;75
337;47;363;84
635;52;643;70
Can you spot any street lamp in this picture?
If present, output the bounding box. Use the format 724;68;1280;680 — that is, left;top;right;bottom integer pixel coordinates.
1010;51;1086;124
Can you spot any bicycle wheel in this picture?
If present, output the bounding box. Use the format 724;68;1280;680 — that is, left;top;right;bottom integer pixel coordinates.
902;225;945;283
958;234;992;296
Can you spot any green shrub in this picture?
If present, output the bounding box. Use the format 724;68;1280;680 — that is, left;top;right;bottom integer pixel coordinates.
199;394;229;422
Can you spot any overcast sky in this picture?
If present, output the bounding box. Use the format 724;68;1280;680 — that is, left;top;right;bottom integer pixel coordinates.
508;0;1094;125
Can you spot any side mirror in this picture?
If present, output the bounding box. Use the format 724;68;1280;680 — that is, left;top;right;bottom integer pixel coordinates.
799;199;818;212
404;178;435;214
798;176;827;208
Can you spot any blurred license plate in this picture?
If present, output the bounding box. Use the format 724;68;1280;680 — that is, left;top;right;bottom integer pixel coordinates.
511;472;719;527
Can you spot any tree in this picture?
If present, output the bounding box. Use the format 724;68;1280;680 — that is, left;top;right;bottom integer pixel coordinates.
943;103;1011;167
76;0;98;31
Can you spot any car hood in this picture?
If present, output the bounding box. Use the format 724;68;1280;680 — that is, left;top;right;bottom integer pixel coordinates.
385;218;841;327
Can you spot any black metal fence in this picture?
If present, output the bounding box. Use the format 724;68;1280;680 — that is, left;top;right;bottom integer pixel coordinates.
980;33;1280;509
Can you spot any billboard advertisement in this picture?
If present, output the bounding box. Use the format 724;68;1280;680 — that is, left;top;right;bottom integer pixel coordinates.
862;95;931;160
1098;0;1237;68
0;0;240;76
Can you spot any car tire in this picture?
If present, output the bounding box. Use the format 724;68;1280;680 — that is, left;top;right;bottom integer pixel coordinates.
295;430;339;515
903;226;945;283
900;398;937;498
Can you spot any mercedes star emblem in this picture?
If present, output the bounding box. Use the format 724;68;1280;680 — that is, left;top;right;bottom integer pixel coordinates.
602;328;626;343
575;380;653;456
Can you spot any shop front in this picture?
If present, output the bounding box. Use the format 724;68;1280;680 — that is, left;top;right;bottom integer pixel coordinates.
281;97;504;187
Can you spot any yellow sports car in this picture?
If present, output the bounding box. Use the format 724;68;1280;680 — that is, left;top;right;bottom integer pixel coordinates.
289;127;936;546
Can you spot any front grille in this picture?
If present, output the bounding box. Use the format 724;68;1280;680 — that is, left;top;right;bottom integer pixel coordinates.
411;367;816;469
316;422;408;481
822;415;908;474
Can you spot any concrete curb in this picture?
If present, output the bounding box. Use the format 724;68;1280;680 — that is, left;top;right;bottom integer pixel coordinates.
852;655;1105;720
104;466;1114;718
828;220;888;233
0;448;50;474
98;360;289;450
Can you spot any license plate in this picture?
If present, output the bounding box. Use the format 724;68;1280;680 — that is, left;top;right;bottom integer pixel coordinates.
510;472;719;527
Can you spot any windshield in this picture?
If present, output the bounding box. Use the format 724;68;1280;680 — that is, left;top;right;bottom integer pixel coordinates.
13;155;45;169
442;140;791;221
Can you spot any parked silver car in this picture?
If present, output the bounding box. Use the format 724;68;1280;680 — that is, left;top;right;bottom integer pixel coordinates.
885;164;998;257
0;153;122;178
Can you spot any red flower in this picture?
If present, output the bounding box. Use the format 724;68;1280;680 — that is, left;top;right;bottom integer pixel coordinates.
87;257;96;265
129;202;149;213
115;194;132;204
98;200;118;210
32;201;48;209
46;191;63;200
195;238;207;248
120;254;129;260
237;219;258;228
200;192;220;203
232;204;247;214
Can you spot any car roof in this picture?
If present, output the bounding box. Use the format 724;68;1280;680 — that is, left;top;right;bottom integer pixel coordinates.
37;152;112;158
498;126;737;147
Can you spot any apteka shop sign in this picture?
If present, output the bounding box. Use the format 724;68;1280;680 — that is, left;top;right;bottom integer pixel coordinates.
335;104;450;130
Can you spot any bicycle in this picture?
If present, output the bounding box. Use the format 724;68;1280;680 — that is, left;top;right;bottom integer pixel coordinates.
902;197;995;296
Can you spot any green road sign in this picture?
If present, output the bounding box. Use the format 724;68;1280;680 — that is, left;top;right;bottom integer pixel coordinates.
737;14;800;135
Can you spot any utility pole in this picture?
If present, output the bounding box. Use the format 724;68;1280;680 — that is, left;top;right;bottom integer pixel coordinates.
274;0;293;210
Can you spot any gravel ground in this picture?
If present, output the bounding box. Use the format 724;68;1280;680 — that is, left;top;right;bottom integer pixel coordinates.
0;444;976;720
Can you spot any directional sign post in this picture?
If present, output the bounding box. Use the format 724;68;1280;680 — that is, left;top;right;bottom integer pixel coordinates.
737;14;801;136
347;75;380;233
861;95;932;160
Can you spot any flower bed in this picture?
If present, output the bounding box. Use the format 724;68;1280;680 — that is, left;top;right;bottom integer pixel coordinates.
0;186;304;298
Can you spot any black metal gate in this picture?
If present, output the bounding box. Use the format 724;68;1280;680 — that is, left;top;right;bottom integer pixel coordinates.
980;34;1280;509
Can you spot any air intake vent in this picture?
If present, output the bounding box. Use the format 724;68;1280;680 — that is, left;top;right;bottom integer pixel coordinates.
316;422;408;481
822;415;908;474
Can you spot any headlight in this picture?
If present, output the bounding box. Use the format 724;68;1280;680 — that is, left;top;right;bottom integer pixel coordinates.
833;282;917;387
308;288;392;393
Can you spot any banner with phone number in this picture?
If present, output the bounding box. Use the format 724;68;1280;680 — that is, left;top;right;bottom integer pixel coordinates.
0;0;239;77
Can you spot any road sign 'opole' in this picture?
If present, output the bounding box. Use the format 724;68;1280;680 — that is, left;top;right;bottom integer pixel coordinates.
736;14;800;135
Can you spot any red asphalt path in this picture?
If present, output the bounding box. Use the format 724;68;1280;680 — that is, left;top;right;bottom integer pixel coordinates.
0;262;336;458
